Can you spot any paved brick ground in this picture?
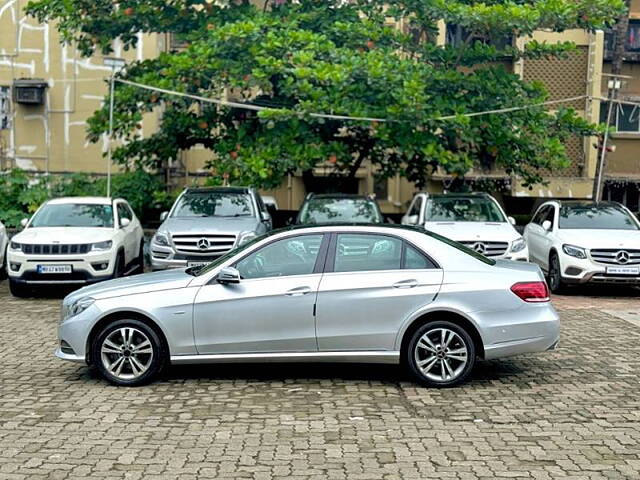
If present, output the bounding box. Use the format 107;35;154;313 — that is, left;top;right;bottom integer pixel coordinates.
1;282;639;479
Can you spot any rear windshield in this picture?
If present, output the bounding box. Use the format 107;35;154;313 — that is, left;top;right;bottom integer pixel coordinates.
421;228;496;265
298;198;383;224
559;204;639;230
425;196;506;222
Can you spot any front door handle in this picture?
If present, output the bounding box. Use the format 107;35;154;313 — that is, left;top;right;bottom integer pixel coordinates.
393;279;418;289
285;286;312;296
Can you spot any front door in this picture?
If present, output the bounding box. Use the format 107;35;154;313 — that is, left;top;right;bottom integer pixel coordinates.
316;233;443;351
193;234;327;354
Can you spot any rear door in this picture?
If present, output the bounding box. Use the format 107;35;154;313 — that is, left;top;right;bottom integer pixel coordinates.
315;232;443;351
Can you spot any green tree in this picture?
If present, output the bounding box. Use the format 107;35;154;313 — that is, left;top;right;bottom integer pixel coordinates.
26;0;623;190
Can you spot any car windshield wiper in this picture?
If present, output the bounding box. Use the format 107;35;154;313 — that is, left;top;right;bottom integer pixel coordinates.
185;265;204;276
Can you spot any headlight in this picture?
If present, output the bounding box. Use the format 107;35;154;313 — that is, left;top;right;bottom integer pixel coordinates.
10;241;21;251
510;238;526;253
238;231;257;246
91;240;113;251
562;244;587;259
152;232;170;247
63;297;95;321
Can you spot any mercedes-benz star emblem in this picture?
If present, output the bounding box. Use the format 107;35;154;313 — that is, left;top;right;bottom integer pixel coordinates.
615;250;630;264
472;242;486;254
197;238;210;250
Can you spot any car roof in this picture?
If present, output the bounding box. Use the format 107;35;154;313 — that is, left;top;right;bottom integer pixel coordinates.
46;196;114;205
548;200;623;209
306;193;373;200
271;222;423;235
184;186;252;194
426;192;492;199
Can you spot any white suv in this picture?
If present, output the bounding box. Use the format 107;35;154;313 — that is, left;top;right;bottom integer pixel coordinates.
524;200;640;293
401;193;528;261
7;197;144;297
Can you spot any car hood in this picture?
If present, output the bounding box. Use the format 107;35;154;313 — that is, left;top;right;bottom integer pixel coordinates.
12;227;114;244
158;216;260;235
69;269;194;301
424;221;521;243
556;229;640;249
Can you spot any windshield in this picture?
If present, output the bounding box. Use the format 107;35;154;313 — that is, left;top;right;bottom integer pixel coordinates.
30;203;114;228
559;204;639;230
172;192;254;218
425;197;506;222
298;198;382;224
191;232;270;276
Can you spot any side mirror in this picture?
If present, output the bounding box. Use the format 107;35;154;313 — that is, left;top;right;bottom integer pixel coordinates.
160;211;169;222
20;218;29;228
217;266;241;284
260;211;270;222
406;214;419;225
508;216;516;226
120;217;131;228
542;220;552;231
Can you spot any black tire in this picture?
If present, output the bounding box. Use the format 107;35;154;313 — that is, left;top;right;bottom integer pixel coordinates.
113;251;125;278
136;242;145;274
406;320;476;388
92;318;165;386
548;252;566;294
9;279;29;298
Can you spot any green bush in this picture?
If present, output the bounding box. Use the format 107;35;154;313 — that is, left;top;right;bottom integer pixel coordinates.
0;169;174;228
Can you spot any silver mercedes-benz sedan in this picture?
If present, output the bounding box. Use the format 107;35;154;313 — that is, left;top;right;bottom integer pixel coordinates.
57;224;559;387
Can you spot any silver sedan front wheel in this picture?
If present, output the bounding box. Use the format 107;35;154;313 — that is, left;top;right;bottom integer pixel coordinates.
93;319;164;386
407;321;476;387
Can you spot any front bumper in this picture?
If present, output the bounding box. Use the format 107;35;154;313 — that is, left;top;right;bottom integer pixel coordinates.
558;251;640;286
7;249;115;285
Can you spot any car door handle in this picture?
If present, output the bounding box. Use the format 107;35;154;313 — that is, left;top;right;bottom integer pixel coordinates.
393;279;419;289
285;286;312;296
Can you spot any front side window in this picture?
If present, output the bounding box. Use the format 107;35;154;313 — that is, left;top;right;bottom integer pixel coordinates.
30;203;114;228
235;235;324;279
532;206;550;225
425;197;506;222
172;192;254;218
299;198;382;224
408;196;423;218
117;203;132;224
334;234;402;272
559;204;639;230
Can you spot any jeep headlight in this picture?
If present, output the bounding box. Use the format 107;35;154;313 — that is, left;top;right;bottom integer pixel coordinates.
238;231;257;246
63;297;95;321
10;241;21;251
510;238;526;253
152;232;170;247
91;240;113;251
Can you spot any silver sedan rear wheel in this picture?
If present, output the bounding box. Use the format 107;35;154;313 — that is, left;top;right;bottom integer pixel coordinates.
407;321;476;387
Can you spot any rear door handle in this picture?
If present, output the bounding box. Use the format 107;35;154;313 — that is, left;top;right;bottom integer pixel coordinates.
393;279;418;289
285;286;312;296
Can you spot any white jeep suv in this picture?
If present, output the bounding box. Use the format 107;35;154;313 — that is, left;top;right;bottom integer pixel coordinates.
7;197;144;297
401;192;528;261
524;200;640;293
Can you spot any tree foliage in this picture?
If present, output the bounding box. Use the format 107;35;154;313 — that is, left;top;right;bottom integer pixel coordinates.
26;0;624;189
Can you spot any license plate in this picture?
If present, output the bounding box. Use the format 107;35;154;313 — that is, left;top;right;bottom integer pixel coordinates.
187;261;208;268
606;266;640;275
37;264;72;274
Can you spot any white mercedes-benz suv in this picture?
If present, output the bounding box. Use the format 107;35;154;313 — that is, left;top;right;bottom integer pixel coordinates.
7;197;144;297
401;193;528;261
524;200;640;293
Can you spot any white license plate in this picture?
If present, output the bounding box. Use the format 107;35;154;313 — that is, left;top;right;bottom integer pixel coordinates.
37;264;72;274
187;261;208;268
606;266;640;275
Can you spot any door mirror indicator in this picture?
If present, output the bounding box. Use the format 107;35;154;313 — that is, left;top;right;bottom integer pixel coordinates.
217;267;241;284
542;220;552;231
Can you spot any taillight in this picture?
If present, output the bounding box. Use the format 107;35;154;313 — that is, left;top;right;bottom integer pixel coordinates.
510;281;550;303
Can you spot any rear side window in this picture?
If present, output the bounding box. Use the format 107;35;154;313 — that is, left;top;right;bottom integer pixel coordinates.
404;244;436;269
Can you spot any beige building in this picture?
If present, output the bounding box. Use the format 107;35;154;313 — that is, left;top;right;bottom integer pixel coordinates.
0;2;636;216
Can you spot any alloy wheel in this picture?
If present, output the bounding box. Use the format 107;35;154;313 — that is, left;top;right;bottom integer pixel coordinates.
413;327;468;382
100;327;154;380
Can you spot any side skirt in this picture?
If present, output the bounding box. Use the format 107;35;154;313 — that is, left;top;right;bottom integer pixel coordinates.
170;351;400;365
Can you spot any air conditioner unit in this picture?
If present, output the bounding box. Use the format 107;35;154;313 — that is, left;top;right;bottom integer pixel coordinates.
13;78;48;105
